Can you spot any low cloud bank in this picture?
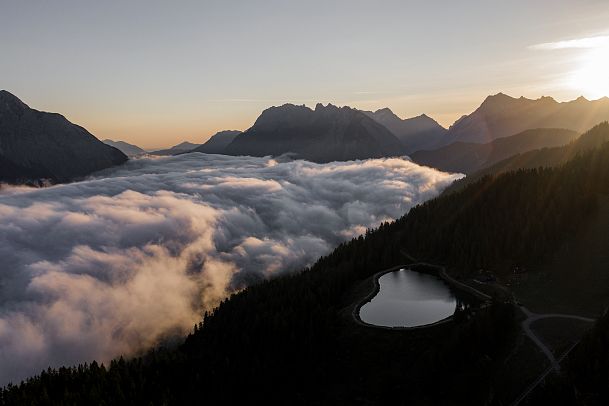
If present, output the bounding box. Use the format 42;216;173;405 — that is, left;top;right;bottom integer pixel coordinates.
0;153;461;384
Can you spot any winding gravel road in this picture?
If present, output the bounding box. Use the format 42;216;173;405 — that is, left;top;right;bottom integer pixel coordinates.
510;305;595;406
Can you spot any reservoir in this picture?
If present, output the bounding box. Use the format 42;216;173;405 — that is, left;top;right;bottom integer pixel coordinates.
359;268;458;328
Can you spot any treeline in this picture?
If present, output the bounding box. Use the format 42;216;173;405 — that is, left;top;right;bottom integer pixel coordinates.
399;157;601;274
446;121;609;194
3;124;609;405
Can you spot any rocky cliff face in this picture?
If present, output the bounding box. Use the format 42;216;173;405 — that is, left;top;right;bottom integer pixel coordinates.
224;103;405;163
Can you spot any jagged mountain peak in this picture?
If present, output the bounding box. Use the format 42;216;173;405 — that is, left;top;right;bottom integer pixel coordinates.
446;92;609;144
224;102;404;163
314;102;341;111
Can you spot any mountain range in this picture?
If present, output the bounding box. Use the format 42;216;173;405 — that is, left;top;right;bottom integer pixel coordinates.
0;90;126;184
445;93;609;144
5;90;609;185
188;106;448;159
445;121;609;194
223;103;405;163
185;94;609;165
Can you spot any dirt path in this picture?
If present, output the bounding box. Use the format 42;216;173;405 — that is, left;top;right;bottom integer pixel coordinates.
518;305;594;372
509;305;595;405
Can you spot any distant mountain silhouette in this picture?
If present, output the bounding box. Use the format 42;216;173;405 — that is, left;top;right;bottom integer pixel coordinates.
411;128;578;174
0;90;127;184
151;141;201;156
103;139;146;157
224;103;405;163
446;93;609;144
445;121;609;193
191;130;241;154
361;108;448;153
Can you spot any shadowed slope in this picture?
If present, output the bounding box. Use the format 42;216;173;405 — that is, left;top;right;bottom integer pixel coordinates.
0;90;127;184
190;130;241;154
361;108;448;153
446;93;609;144
224;103;406;163
411;128;577;174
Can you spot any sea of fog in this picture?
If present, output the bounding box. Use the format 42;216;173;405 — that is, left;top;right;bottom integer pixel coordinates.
0;153;462;385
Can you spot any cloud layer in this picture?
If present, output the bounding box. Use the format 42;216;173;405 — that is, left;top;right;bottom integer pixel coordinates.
0;153;461;385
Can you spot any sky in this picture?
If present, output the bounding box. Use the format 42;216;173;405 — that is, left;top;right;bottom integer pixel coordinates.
2;0;609;149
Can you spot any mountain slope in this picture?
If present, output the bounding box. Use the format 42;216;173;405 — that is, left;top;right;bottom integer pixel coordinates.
151;141;201;156
410;128;578;174
224;103;405;163
362;108;448;153
446;122;609;193
103;139;146;157
190;130;241;154
446;93;609;144
0;90;127;184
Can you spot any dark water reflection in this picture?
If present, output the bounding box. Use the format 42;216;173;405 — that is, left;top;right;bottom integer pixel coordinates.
359;268;458;327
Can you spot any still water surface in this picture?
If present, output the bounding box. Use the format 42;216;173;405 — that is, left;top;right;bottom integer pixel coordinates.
359;268;457;327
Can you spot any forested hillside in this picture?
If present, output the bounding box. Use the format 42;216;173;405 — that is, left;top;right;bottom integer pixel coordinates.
410;128;577;174
446;121;609;193
3;124;609;405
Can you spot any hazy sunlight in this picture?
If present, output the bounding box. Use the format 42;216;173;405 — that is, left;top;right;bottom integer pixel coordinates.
569;43;609;99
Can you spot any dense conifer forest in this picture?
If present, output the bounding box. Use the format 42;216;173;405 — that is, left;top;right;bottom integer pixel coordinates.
3;124;609;405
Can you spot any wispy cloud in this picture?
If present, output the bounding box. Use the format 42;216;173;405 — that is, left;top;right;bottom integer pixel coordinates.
530;35;609;50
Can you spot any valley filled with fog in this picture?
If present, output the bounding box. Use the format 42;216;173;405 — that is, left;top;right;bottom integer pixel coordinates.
0;153;461;385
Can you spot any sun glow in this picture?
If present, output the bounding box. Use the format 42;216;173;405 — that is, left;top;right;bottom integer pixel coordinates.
568;44;609;99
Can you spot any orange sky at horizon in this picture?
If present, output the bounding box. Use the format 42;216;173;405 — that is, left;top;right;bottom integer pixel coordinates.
47;88;605;150
3;1;609;149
